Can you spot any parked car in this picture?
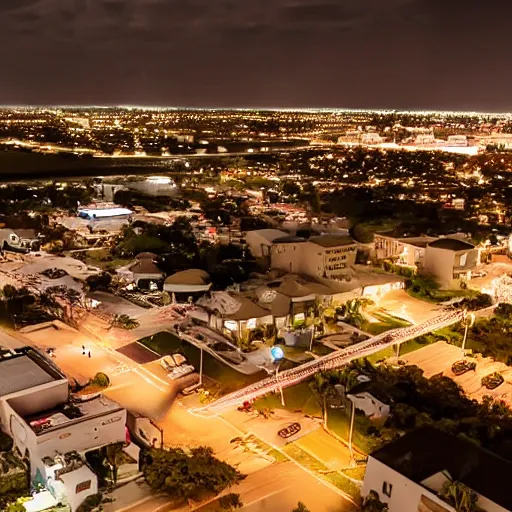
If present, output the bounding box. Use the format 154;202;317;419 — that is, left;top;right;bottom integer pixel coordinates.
481;372;504;390
451;360;477;376
160;353;188;372
160;356;177;372
168;364;195;380
278;422;301;439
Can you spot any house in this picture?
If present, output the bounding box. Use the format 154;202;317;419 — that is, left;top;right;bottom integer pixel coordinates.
196;269;401;341
245;229;289;259
117;253;165;288
197;291;273;338
0;228;41;253
374;234;437;269
362;426;512;512
163;269;211;303
423;238;480;287
0;348;127;512
344;381;390;421
270;234;358;279
77;206;133;221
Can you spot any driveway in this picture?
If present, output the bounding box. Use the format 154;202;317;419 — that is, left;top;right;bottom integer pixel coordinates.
88;291;148;319
379;289;443;324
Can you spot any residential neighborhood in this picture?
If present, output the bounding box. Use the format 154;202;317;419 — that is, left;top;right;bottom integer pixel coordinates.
2;109;512;512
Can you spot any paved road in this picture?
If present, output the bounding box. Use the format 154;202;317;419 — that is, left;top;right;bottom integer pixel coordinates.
123;462;356;512
228;462;356;512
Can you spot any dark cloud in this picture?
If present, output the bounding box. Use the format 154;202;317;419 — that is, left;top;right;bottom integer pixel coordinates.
101;0;129;17
1;0;512;110
0;0;41;13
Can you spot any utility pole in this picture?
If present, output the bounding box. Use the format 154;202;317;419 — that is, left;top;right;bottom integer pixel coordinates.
461;311;475;358
276;364;285;407
199;346;204;386
348;398;356;466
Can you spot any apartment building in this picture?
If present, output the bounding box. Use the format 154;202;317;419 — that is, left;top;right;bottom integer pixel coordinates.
423;238;480;287
270;234;358;279
374;234;437;269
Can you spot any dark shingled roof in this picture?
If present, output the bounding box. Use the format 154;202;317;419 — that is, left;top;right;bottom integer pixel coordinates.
428;238;475;251
371;426;512;510
308;235;356;248
272;235;306;244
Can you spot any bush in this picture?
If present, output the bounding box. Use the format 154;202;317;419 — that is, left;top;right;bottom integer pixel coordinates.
456;293;493;310
349;224;374;244
495;303;512;319
91;372;110;388
76;493;103;512
219;493;243;510
0;431;13;452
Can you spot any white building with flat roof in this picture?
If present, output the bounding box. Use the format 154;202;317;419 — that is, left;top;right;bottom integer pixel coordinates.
0;348;127;512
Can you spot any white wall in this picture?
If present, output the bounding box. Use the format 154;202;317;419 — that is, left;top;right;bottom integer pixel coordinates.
1;400;39;475
36;408;127;458
271;242;304;273
271;241;357;279
362;457;455;512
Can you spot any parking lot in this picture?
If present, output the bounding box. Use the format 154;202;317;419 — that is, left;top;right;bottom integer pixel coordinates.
399;341;512;404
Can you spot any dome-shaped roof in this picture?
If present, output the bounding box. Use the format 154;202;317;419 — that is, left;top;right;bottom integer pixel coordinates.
164;269;210;286
136;252;159;260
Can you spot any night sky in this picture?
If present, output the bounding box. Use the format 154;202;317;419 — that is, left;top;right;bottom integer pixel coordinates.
2;0;512;110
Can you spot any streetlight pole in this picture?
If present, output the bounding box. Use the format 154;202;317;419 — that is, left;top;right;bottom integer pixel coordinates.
276;364;285;407
348;398;355;466
199;346;204;386
461;311;475;358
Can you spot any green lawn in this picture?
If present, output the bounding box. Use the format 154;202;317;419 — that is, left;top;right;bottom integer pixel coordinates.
280;342;334;363
326;408;381;455
253;381;322;417
407;287;475;304
311;342;335;356
364;311;411;336
139;331;266;393
283;443;361;502
365;336;433;364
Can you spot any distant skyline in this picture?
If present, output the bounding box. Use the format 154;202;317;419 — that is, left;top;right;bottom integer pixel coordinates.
2;0;512;111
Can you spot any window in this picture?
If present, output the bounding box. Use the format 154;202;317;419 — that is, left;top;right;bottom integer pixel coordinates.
76;480;92;494
382;481;393;498
459;253;467;267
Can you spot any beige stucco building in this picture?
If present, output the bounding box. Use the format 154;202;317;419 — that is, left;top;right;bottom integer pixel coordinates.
270;235;358;279
423;238;480;287
374;234;437;269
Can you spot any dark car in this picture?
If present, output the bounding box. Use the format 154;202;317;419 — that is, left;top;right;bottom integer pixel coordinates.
481;372;504;390
451;360;477;376
278;422;301;439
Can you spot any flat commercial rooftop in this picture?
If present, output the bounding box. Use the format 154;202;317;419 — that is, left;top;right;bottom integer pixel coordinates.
0;355;56;397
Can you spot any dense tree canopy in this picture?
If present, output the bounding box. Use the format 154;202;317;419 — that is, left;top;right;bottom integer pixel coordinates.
141;447;244;501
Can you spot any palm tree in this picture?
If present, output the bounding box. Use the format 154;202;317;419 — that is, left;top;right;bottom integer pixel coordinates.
341;298;373;329
439;480;481;512
105;443;125;484
362;490;389;512
109;314;139;330
310;372;335;427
